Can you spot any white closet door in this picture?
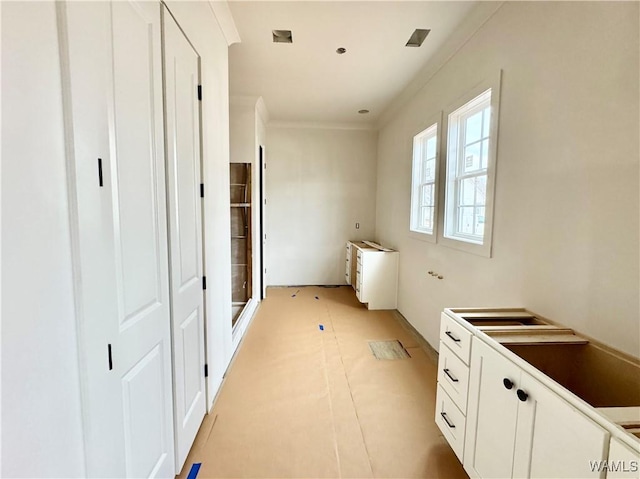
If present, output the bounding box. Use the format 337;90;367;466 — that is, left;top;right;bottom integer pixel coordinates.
64;1;175;477
162;7;206;473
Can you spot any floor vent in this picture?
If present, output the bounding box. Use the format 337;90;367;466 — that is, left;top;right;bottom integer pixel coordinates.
368;340;411;360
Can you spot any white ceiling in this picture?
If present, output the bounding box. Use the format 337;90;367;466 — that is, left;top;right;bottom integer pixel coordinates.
228;1;478;125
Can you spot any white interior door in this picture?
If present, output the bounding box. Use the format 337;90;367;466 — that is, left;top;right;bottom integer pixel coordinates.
162;7;207;473
63;1;175;477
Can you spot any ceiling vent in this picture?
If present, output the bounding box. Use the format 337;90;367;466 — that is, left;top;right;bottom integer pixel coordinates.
405;29;430;47
272;30;293;44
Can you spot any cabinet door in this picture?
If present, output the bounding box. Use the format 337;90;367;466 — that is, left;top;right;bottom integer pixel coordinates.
606;438;640;478
513;371;609;478
464;338;522;479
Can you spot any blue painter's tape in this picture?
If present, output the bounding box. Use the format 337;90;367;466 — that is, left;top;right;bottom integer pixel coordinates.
187;463;201;479
319;324;324;331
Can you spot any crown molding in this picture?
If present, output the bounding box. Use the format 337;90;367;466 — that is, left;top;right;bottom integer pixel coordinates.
267;120;376;131
207;1;241;46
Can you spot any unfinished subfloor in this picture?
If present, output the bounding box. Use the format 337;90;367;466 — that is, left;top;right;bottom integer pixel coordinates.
179;286;469;479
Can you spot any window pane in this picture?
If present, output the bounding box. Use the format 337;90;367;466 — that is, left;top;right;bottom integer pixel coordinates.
465;110;483;144
482;107;491;138
463;142;482;173
459;178;475;206
457;206;474;235
481;139;489;169
426;136;436;159
424;158;435;182
475;207;485;236
475;175;487;206
420;206;433;231
421;184;434;207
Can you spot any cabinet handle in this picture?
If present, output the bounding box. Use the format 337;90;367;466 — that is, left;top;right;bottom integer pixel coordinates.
443;368;459;382
517;389;528;402
440;412;455;428
445;331;461;343
503;378;514;390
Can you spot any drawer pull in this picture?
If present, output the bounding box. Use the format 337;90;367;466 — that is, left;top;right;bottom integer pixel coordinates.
503;378;514;390
443;368;459;383
440;412;455;428
445;331;461;343
517;389;529;402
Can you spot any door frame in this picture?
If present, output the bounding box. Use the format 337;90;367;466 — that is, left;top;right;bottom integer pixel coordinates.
259;145;266;299
160;4;208;473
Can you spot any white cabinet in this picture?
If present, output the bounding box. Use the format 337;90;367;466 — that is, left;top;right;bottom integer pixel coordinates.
346;241;398;310
606;438;640;478
464;338;609;479
463;338;522;479
435;312;474;462
345;242;353;285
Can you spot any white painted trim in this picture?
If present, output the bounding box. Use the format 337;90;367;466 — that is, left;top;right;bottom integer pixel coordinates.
207;1;241;46
55;3;89;473
232;297;259;350
377;1;504;128
268;120;376;131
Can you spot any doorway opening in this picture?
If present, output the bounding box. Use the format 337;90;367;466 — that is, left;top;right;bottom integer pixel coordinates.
230;163;252;327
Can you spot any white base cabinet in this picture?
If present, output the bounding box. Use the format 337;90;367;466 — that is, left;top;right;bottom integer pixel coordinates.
464;338;609;479
345;241;398;310
434;309;639;479
606;438;640;478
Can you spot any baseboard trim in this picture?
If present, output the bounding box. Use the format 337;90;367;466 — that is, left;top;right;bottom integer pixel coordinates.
392;310;439;365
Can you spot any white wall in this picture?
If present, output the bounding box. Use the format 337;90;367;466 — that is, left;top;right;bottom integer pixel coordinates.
164;1;234;407
265;126;378;286
375;2;639;356
1;2;86;476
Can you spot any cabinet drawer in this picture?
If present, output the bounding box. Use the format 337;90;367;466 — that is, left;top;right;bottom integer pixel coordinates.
437;342;470;412
440;313;472;365
436;385;466;462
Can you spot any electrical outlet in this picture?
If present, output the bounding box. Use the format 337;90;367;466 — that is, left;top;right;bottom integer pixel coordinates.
355;222;360;229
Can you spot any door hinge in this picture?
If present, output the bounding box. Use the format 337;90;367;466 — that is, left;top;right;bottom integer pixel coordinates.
204;364;208;378
200;183;204;198
202;276;207;290
197;85;202;101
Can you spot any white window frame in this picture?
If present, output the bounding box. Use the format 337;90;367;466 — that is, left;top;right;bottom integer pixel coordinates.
439;72;502;257
409;113;442;243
